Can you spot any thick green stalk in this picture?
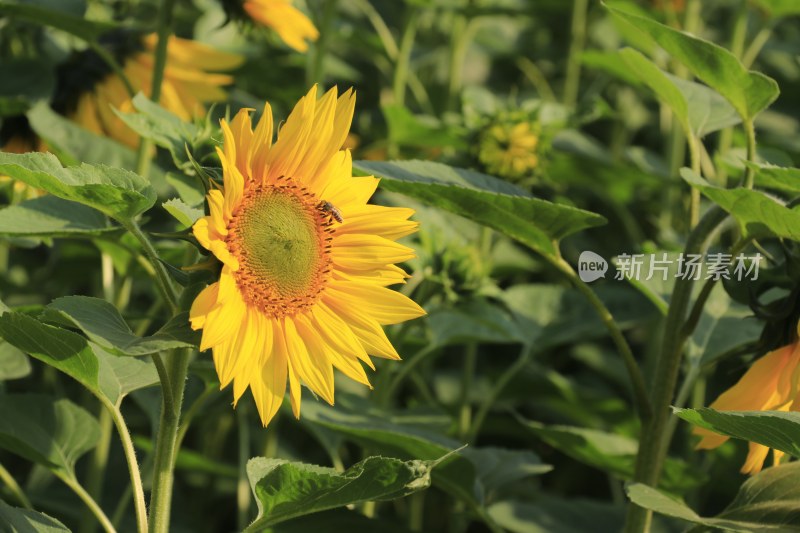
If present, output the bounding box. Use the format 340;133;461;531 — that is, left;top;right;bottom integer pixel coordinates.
148;349;191;533
624;206;728;533
742;120;757;189
458;343;478;440
563;0;589;108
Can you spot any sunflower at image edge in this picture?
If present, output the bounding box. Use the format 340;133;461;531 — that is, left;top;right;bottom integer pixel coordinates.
190;85;426;426
694;325;800;474
238;0;319;52
71;34;243;147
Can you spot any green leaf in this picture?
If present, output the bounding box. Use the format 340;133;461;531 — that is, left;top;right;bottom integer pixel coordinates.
427;298;528;347
0;394;99;476
619;48;740;138
750;0;800;18
244;455;434;530
465;447;552;493
116;93;202;166
27;102;138;170
383;105;467;150
675;408;800;458
608;5;779;120
163;198;203;228
627;462;800;531
43;296;196;356
0;59;55;116
300;399;478;504
489;497;623;533
0;1;118;41
520;419;703;492
0;152;156;221
0;196;114;237
682;168;800;240
354;160;606;256
750;163;800;194
0;340;30;380
0;499;70;532
0;311;159;406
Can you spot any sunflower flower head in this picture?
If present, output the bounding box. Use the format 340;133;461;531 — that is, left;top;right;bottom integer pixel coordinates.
476;113;544;184
190;86;426;426
62;32;242;147
222;0;319;53
694;329;800;474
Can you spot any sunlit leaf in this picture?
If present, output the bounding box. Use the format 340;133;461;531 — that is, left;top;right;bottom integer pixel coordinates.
608;5;779;120
355;160;606;256
682;168;800;241
43;296;196;356
0;152;155;222
0;340;30;380
0;196;114;237
244;455;435;530
676;408;800;458
627;462;800;530
163;198;203;229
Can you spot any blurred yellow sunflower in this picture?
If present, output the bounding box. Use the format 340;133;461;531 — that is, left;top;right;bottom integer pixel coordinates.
243;0;319;52
695;334;800;474
189;85;425;426
72;34;243;147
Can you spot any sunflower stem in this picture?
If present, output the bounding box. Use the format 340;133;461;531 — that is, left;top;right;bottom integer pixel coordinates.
148;348;191;533
122;220;178;313
56;472;116;533
0;462;31;509
106;402;149;533
624;206;728;533
135;0;177;179
79;407;113;533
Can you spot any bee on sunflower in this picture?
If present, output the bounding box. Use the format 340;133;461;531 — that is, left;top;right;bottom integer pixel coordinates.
190;85;426;426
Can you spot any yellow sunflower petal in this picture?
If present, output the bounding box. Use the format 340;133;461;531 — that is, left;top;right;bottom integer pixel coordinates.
251;321;288;427
331;234;416;271
326;279;425;325
243;0;319;53
189;282;220;330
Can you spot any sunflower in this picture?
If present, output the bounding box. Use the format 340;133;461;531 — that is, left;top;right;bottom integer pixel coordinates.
694;334;800;474
241;0;319;52
71;34;243;147
189;86;425;426
477;118;541;183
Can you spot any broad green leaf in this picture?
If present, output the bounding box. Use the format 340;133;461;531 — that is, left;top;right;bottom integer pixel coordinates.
354;160;606;256
465;447;552;493
244;455;434;530
581;50;643;87
427;298;528;347
163;198;203;228
0;340;30;380
0;59;55;116
489;497;623;533
0;311;159;406
627;462;800;530
750;163;800;194
0;196;114;237
0;2;118;41
116;93;202;167
0;152;155;221
383;105;467;150
608;6;779;120
27;102;138;170
269;509;415;533
619;48;740;138
751;0;800;18
682;168;800;240
0;500;70;533
676;408;800;458
300;399;478;504
43;296;196;356
0;394;99;476
521;419;703;492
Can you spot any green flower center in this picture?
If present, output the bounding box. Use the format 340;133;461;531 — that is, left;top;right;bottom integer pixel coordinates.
227;179;332;317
